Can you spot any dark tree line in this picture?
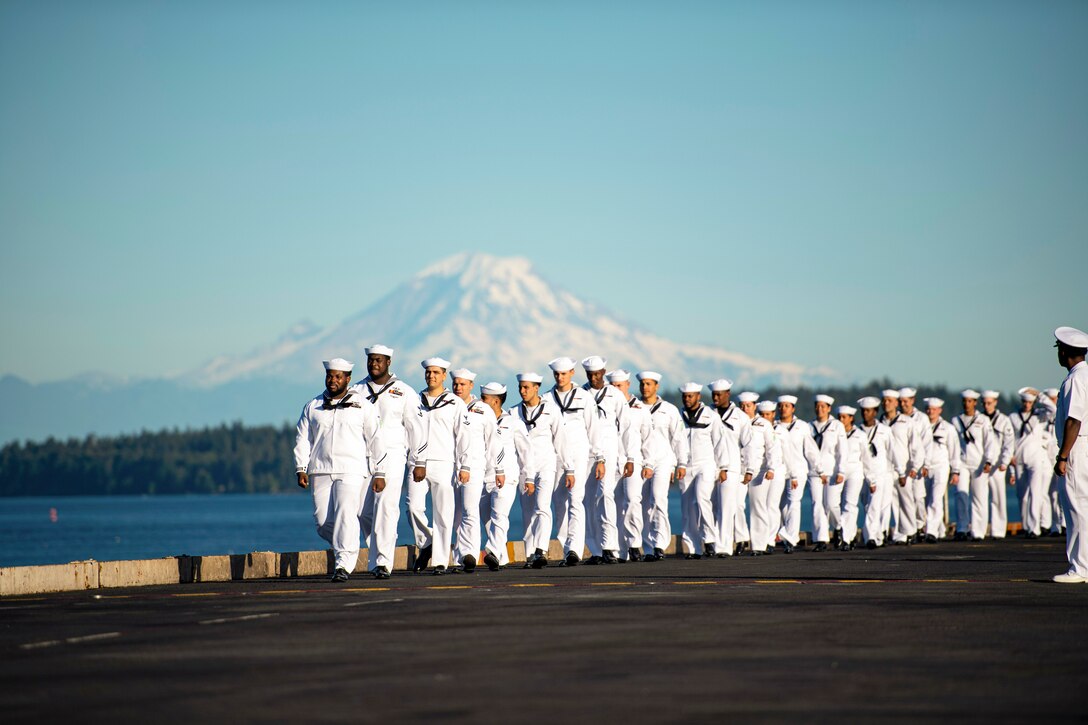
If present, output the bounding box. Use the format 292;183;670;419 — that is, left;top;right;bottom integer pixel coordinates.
0;380;1014;497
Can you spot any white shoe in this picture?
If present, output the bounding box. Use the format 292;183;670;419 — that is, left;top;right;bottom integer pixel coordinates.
1053;572;1088;584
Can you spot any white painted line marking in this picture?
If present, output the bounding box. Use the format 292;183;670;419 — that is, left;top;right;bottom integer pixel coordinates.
198;613;279;625
66;632;121;644
344;598;405;608
20;640;62;650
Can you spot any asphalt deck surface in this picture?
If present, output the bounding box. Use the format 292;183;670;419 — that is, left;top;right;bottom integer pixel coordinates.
2;537;1087;724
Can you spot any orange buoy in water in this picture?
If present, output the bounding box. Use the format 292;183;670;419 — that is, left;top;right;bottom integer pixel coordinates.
49;507;58;523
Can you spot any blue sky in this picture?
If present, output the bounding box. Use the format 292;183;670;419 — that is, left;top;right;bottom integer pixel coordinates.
1;0;1085;391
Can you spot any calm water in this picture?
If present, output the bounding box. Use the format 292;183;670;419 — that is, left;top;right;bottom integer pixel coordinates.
0;487;1022;568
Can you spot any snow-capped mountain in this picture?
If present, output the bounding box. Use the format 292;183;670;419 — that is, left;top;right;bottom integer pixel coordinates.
181;252;838;389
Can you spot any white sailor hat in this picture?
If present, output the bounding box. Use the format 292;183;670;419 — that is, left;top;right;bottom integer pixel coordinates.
365;344;394;357
421;357;451;370
1044;387;1059;398
857;396;881;409
898;387;917;398
708;378;733;392
607;369;631;383
517;372;543;384
323;358;354;372
1019;389;1037;402
737;391;759;403
637;371;662;382
836;405;856;416
1054;326;1088;349
480;382;507;396
981;390;1000;400
925;397;945;409
678;382;703;394
961;389;981;400
450;368;477;382
777;395;798;405
881;389;900;399
548;357;576;372
757;401;777;413
814;394;834;405
581;356;607;371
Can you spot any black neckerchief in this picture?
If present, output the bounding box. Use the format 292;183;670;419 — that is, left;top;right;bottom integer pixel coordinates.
650;400;663;415
956;414;976;445
1016;411;1032;438
682;405;709;429
365;377;397;404
717;404;737;431
813;420;831;448
322;392;360;410
552;388;583;414
932;420;944;445
520;402;545;431
627;397;639;409
865;424;879;457
592;386;609;417
421;391;454;411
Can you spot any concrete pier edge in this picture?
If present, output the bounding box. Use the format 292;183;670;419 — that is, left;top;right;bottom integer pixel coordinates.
1;524;1022;597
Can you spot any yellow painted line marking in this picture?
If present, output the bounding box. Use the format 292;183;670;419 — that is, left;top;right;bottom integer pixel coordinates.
673;581;717;585
172;593;220;598
258;590;304;596
426;585;472;590
756;580;801;584
96;595;131;599
590;582;634;587
510;583;553;588
923;579;968;583
838;579;883;583
1009;578;1029;582
7;598;46;602
343;587;390;592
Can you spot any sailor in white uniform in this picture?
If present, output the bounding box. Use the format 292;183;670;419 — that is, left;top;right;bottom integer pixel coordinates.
639;371;688;561
608;369;655;562
835;405;865;550
952;390;998;541
351;344;420;579
898;387;930;530
1037;388;1066;535
513;372;574;569
480;382;533;571
450;368;501;573
710;379;748;557
678;383;728;558
858;397;896;548
918;397;960;542
753;400;784;554
409;357;470;574
776;395;821;553
981;390;1015;539
547;357;605;566
1010;388;1048;538
1052;326;1088;583
582;356;626;565
809;394;847;551
880;389;922;544
294;358;387;582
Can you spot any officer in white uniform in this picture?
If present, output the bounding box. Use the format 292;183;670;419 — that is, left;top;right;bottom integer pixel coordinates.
480;382;533;571
918;398;960;542
351;344;420;579
981;390;1015;539
1010;389;1049;538
898;387;930;530
952;390;998;541
450;368;501;573
294;359;387;582
581;356;626;565
410;357;470;574
809;394;847;551
776;395;821;553
678;383;728;558
608;369;655;562
754;400;784;554
835;405;865;549
858;397;896;548
548;357;605;566
710;379;748;557
1052;326;1088;583
639;371;688;561
513;372;574;568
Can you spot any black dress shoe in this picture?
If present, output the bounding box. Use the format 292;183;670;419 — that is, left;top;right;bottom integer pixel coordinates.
925;534;937;544
764;546;773;555
628;547;643;562
813;542;827;552
653;547;665;561
484;552;500;571
462;554;477;573
717;553;729;559
704;543;716;557
331;567;349;582
373;566;390;580
971;537;983;542
783;542;794;554
432;565;446;575
583;555;602;565
602;550;618;564
750;550;763;557
684;553;702;560
866;540;877;550
413;544;432;573
531;549;548;569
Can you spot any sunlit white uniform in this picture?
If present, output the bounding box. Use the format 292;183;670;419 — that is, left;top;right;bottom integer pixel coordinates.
643;397;689;552
548;385;604;559
453;398;501;565
714;403;748;555
880;413;922;542
859;421;895;546
678;404;729;554
482;411;533;566
513;399;573;556
410;391;470;568
746;417;780;553
809;417;847;544
952;413;999;538
982;409;1015;538
838;427;866;544
1057;360;1088;577
920;417;961;539
615;395;654;558
776;419;819;546
1010;407;1049;536
583;383;626;557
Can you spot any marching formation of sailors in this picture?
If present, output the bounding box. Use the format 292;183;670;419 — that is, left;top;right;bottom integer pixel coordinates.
293;325;1088;584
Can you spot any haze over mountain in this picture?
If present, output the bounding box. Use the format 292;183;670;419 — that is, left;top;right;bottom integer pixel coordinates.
1;253;838;443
